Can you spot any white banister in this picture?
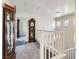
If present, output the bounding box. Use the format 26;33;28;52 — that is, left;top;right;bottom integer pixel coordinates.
36;30;65;59
40;31;44;59
64;47;75;59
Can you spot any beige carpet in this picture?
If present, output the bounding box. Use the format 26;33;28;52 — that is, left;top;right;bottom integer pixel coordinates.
16;42;40;59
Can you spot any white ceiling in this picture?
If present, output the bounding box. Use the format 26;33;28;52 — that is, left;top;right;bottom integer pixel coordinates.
15;0;75;18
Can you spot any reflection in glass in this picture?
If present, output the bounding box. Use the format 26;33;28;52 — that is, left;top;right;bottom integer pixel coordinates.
7;12;13;54
31;32;34;38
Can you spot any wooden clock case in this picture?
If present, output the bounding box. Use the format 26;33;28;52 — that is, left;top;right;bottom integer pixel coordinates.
28;18;36;42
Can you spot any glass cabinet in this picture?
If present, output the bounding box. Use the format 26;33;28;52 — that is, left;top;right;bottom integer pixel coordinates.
3;4;16;59
7;12;14;54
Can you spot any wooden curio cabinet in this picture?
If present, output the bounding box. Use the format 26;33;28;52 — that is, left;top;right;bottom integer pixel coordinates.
28;18;36;42
3;4;16;59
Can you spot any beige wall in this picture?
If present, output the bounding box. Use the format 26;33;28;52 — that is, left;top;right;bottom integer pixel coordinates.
55;13;75;49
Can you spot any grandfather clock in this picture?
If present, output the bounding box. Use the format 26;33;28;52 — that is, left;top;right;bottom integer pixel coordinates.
28;18;36;42
3;4;16;59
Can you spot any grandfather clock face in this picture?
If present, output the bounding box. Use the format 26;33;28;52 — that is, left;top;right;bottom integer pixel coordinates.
29;18;35;42
30;22;34;27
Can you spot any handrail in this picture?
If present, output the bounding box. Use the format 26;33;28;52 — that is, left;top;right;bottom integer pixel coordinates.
37;30;65;59
64;47;76;51
36;29;55;32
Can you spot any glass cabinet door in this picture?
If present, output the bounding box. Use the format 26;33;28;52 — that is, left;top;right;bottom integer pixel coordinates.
7;12;14;54
3;4;16;59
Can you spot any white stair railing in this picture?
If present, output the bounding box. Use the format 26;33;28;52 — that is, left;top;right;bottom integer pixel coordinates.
36;30;65;59
64;48;76;59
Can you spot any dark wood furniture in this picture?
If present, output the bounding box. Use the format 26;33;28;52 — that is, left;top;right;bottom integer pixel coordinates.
3;4;16;59
28;18;36;42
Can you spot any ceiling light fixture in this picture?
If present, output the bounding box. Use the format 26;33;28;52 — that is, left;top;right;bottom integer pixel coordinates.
56;11;60;13
55;11;61;17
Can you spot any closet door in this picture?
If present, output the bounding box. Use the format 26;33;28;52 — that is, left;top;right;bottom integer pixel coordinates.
3;4;16;59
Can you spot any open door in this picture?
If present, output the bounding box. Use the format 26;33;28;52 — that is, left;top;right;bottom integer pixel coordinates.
17;19;20;37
